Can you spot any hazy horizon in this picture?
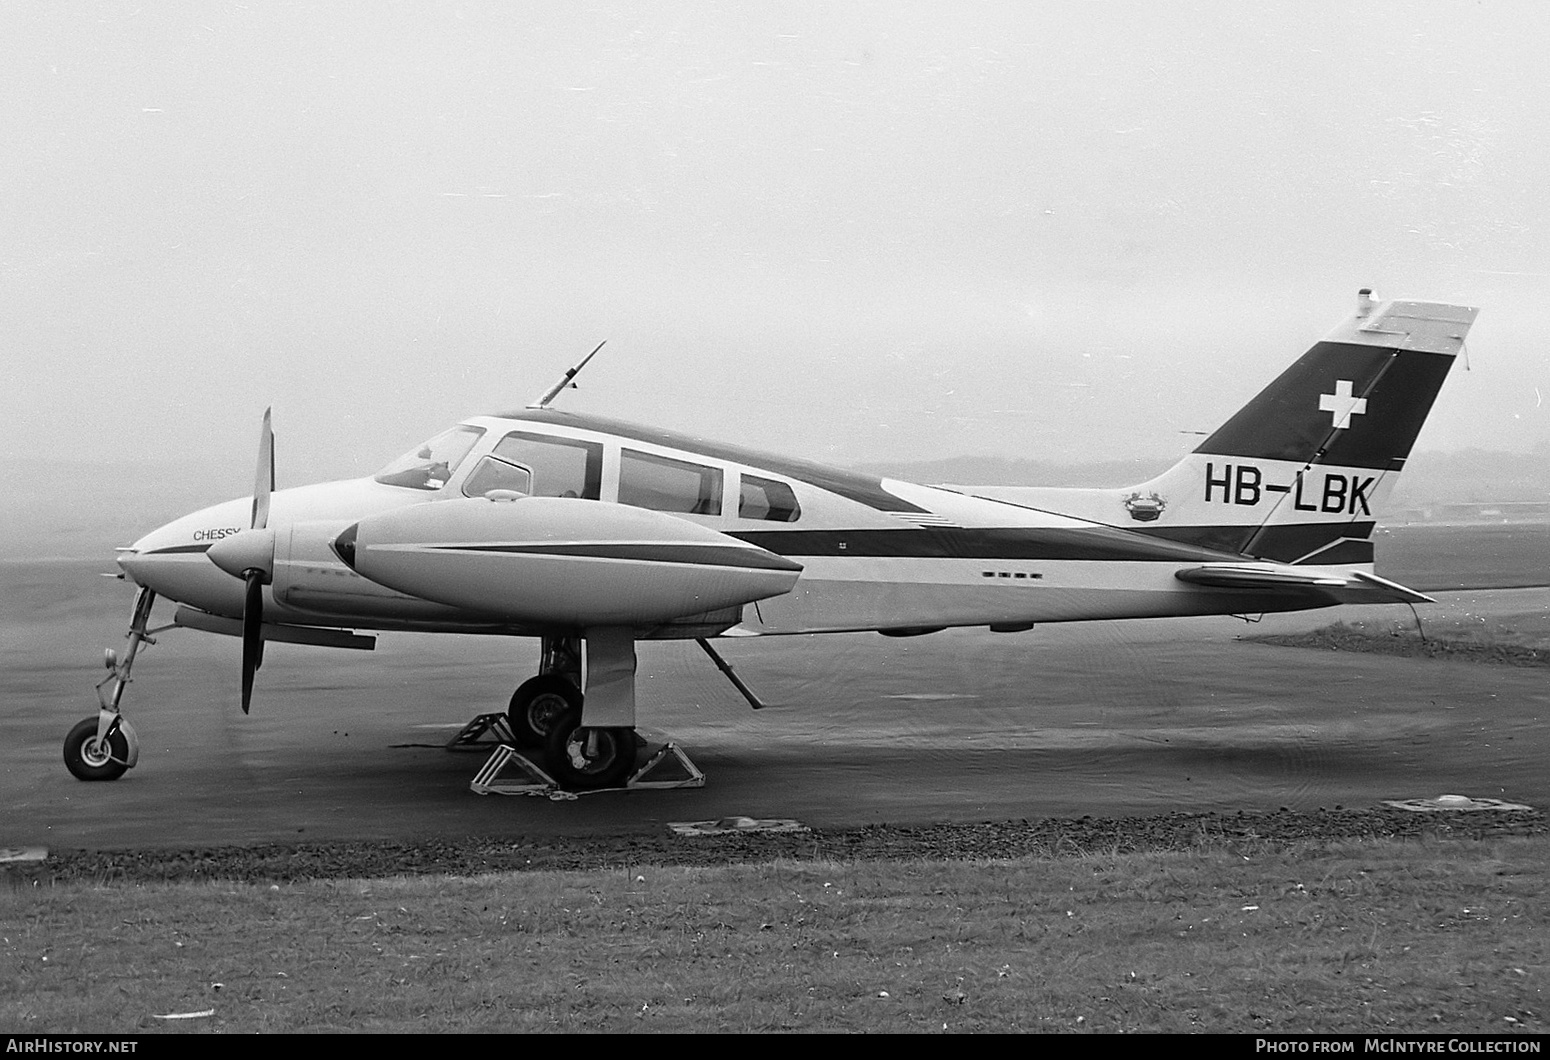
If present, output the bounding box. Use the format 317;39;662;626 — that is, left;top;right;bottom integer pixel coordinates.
8;440;1546;562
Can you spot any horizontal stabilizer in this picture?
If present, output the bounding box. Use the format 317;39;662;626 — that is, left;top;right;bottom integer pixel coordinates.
1347;569;1436;604
1174;564;1432;605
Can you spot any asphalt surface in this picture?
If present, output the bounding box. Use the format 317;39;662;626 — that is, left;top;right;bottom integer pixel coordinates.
4;559;1546;854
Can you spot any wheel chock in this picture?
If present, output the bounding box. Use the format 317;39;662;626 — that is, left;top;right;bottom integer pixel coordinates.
447;712;516;751
627;742;705;789
470;745;571;798
469;740;706;796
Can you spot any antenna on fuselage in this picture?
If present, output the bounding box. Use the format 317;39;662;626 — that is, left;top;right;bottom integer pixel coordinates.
528;340;607;409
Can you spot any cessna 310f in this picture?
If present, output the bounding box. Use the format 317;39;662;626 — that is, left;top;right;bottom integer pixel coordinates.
71;291;1477;790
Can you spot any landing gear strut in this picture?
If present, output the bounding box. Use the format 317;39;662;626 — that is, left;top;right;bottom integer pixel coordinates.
64;586;164;781
520;629;641;788
478;629;649;791
473;630;767;793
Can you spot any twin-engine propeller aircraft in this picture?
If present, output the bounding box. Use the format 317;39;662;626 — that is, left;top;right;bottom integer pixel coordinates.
70;291;1477;791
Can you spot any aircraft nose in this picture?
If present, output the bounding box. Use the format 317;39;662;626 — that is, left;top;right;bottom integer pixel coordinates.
115;547;146;585
110;497;259;614
115;520;184;586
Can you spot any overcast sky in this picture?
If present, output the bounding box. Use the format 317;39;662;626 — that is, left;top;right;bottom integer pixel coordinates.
4;1;1548;555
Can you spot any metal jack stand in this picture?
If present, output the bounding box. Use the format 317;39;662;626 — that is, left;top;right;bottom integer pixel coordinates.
627;742;705;789
469;739;705;796
470;745;567;797
446;712;517;750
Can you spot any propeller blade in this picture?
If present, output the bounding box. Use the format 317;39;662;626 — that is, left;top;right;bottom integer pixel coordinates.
251;407;274;531
241;569;265;714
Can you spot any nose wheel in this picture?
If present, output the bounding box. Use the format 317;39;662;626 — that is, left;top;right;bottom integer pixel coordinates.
62;717;131;781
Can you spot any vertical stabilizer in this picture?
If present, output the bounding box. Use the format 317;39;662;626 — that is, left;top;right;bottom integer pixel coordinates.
955;292;1477;566
1124;292;1477;564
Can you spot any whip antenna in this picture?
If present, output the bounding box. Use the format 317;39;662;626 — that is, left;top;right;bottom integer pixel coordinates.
528;341;607;409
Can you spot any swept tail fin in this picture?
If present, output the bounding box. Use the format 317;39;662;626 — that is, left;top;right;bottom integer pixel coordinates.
1132;292;1476;563
959;291;1478;566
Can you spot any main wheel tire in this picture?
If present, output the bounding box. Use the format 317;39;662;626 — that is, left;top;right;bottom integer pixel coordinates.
63;717;130;782
542;708;637;791
508;675;581;748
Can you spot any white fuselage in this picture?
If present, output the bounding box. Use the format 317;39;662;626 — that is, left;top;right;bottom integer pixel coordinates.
117;410;1340;640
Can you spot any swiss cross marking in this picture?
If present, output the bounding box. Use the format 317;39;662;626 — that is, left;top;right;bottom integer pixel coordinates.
1318;380;1367;429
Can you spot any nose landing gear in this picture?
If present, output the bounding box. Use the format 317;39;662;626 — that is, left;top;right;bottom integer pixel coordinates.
64;586;165;781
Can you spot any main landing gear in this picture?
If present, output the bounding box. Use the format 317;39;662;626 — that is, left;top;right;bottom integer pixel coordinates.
499;632;641;791
467;631;768;794
64;586;166;782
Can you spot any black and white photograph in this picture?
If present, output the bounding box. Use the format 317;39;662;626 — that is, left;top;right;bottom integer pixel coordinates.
2;1;1546;1036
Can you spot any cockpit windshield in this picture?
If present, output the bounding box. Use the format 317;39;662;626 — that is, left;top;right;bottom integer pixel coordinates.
372;425;485;491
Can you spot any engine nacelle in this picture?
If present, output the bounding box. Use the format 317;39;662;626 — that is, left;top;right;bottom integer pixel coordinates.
337;496;803;626
271;520;479;624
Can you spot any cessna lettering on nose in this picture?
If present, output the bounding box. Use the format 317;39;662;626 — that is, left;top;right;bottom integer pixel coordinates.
1204;464;1376;515
73;290;1477;793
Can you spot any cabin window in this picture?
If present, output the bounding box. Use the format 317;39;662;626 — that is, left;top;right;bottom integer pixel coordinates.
373;425;485;491
739;474;801;522
619;449;723;515
465;432;601;499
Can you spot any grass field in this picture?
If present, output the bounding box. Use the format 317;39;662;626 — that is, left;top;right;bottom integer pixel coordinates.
3;834;1544;1034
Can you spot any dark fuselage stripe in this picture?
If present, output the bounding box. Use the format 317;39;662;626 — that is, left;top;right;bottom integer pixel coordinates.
729;526;1246;563
142;543;214;555
432;543;803;571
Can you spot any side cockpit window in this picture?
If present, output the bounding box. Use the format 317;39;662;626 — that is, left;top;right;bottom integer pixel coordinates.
373;425;485;491
461;457;532;498
619;449;723;515
739;474;801;522
463;432;602;500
